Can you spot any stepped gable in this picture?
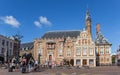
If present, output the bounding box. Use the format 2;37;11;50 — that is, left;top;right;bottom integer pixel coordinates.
95;32;111;45
41;30;81;39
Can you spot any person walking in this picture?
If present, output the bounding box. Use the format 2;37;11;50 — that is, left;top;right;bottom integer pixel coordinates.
28;57;34;72
21;56;26;73
11;57;16;72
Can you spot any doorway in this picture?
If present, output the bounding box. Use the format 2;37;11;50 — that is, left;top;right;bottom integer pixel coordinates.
49;55;52;61
83;59;87;66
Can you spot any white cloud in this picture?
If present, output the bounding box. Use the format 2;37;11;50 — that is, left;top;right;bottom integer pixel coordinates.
0;16;20;28
39;16;51;26
34;16;52;28
34;21;41;28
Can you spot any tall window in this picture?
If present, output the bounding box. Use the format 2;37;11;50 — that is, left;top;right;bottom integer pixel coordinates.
83;47;87;55
38;48;43;55
66;50;71;57
9;49;12;56
10;42;12;48
90;48;93;55
89;59;94;65
2;40;5;46
96;47;98;54
6;41;9;46
101;57;104;62
76;59;81;65
1;48;4;54
106;47;109;54
59;49;63;57
107;58;109;62
100;47;104;54
76;47;80;55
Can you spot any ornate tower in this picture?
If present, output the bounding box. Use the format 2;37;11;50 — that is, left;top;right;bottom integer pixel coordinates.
86;9;92;37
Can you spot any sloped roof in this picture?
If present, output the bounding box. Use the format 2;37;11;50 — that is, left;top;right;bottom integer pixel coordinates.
41;30;81;39
20;42;33;49
95;32;111;45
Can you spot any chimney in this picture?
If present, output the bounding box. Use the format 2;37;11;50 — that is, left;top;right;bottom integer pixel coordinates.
96;23;100;34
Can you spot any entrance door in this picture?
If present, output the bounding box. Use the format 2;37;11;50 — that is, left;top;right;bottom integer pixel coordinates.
49;55;52;61
83;59;87;66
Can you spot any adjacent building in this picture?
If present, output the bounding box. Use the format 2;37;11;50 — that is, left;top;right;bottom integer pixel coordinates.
0;35;14;63
95;24;112;66
34;31;78;66
20;42;34;57
117;46;120;65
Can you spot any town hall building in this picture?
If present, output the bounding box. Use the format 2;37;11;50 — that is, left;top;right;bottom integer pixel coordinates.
33;10;112;67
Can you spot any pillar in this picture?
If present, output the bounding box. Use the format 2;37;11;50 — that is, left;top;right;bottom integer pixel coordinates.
74;58;76;66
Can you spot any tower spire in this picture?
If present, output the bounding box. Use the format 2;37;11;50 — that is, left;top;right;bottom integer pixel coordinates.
85;9;92;38
86;9;91;22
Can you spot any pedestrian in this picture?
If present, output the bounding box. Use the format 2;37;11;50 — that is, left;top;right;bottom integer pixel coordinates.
48;61;52;69
52;61;54;68
8;59;13;72
28;57;34;72
21;56;26;73
11;57;16;72
44;61;47;68
34;60;38;71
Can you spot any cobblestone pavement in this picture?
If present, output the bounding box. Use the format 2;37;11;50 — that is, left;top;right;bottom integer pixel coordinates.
0;66;120;75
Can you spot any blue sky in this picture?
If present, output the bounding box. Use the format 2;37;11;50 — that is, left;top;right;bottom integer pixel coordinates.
0;0;120;53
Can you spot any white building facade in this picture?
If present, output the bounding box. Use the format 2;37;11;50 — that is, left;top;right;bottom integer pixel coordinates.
0;35;14;63
74;31;96;67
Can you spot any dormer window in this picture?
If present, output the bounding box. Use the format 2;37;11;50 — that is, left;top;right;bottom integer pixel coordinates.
22;48;24;50
26;47;28;50
47;42;56;49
